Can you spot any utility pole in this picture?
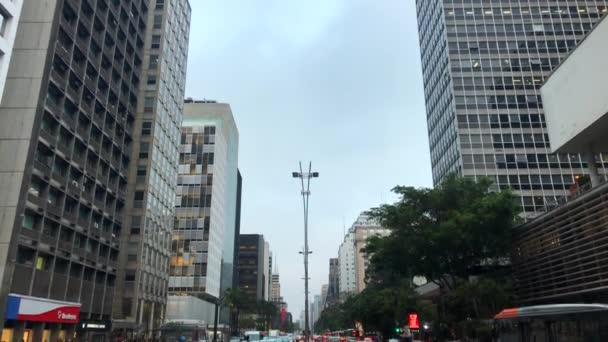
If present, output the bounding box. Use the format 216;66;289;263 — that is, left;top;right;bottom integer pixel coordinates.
292;162;319;342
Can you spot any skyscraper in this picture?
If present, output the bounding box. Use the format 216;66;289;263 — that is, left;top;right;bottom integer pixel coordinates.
0;0;149;339
237;234;267;305
113;0;191;338
167;100;240;324
416;1;608;216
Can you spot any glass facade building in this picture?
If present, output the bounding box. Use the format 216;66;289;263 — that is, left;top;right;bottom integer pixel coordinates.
167;100;239;324
416;1;608;216
113;0;191;338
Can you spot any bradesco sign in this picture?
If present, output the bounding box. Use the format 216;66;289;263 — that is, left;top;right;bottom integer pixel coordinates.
5;294;81;324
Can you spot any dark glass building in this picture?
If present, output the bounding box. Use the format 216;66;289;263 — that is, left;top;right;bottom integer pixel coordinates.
416;1;608;217
0;0;149;340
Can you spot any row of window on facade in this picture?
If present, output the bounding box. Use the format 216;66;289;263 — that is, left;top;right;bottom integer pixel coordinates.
446;22;596;36
445;5;607;19
448;39;579;55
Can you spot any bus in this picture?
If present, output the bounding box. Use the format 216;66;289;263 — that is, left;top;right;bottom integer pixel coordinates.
494;303;608;341
160;320;208;342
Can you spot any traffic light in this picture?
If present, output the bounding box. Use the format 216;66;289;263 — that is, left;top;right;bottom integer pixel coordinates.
394;326;402;334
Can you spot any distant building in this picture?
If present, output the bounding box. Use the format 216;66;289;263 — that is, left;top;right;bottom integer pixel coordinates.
167;101;240;325
238;234;267;306
271;274;281;304
338;229;356;299
353;214;390;293
320;284;328;309
263;241;270;301
326;258;340;306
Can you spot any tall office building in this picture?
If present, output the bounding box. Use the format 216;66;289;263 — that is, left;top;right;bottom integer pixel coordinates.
167;100;239;324
237;234;267;305
416;1;608;216
113;0;190;338
0;0;150;340
0;0;23;98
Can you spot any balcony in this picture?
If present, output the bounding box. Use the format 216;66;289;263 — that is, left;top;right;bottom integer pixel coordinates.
67;181;81;198
85;163;97;177
79;14;92;31
50;68;67;87
33;157;53;178
39;127;56;145
45;97;62;118
66;85;81;103
72;152;85;168
85;251;97;263
51;169;67;186
81;99;94;114
76;125;88;139
77;216;90;229
20;227;39;240
46;203;62;217
93;113;104;128
61;113;76;131
74;34;88;53
27;193;46;208
71;60;85;78
56;139;72;157
55;41;72;63
59;239;73;252
40;231;58;246
63;210;77;223
81;188;93;203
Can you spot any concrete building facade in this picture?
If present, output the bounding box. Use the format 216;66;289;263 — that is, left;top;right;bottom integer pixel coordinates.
353;214;390;293
416;0;608;217
167;101;239;325
112;0;191;338
0;0;150;339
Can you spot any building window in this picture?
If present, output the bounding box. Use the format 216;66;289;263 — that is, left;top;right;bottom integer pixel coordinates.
151;35;161;49
139;143;149;159
153;15;163;29
22;213;35;230
141;122;152;135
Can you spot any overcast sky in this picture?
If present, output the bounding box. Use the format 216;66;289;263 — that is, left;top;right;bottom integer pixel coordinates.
185;0;432;318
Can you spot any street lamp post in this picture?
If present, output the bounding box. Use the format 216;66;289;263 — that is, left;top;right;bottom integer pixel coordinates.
292;162;319;342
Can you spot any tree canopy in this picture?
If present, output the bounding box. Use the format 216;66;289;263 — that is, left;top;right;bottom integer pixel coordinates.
366;174;519;289
316;175;519;340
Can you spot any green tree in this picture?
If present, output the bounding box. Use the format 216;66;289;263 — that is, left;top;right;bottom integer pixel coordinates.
257;300;278;331
224;288;244;335
367;174;519;289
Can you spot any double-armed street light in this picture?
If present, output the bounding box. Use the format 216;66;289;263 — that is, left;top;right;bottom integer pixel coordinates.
292;162;319;342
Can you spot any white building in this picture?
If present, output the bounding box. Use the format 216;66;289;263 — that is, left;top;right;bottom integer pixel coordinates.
0;0;23;98
167;101;239;324
338;228;356;298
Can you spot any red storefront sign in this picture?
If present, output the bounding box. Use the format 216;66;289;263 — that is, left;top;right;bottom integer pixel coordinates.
408;313;419;330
